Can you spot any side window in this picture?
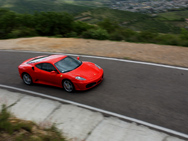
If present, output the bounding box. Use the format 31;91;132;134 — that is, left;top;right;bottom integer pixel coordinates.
36;63;56;72
36;63;42;69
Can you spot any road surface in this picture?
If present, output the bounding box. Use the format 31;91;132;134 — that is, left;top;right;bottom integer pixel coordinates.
0;50;188;134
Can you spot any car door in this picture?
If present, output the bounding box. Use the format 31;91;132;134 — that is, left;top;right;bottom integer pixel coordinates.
35;63;62;86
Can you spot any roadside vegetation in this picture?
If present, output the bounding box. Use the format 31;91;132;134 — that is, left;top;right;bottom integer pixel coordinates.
0;105;67;141
0;8;188;47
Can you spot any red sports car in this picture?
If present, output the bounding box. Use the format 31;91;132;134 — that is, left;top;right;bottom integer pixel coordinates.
18;55;103;92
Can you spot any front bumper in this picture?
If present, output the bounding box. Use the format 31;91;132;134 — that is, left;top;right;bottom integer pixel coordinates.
73;72;104;91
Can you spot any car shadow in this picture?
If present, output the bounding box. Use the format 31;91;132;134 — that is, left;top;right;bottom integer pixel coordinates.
29;79;104;95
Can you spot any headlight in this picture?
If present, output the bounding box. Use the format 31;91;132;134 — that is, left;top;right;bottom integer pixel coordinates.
75;76;86;80
95;64;101;69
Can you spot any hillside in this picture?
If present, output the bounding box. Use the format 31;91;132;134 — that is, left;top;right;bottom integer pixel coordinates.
0;0;184;33
76;7;181;33
75;7;148;23
157;10;188;28
55;0;111;7
0;0;92;14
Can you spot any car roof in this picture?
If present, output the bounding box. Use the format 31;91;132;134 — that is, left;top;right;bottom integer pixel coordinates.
28;55;67;64
41;55;67;64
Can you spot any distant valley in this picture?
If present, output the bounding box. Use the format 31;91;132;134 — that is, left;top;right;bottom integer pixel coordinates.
0;0;188;47
0;0;187;32
0;0;188;14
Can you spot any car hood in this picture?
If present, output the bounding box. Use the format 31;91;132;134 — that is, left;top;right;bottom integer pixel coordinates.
68;62;101;80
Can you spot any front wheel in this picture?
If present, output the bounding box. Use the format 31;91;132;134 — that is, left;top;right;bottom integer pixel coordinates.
63;80;74;93
22;73;32;85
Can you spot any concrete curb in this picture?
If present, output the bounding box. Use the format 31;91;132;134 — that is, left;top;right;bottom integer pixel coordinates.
0;88;186;141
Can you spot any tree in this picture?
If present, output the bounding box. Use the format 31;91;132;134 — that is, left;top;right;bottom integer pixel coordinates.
109;28;136;41
137;30;158;42
34;12;74;36
97;18;120;33
18;14;35;28
180;28;188;40
0;11;18;38
72;21;95;35
82;28;109;40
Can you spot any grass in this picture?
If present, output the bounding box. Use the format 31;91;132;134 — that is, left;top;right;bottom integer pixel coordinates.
158;10;188;20
156;9;188;28
0;104;67;141
76;7;148;24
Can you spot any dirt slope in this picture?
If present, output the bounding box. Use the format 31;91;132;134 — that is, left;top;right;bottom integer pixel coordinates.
0;37;188;67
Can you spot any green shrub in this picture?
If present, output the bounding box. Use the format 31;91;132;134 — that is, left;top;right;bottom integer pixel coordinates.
136;31;158;43
110;32;125;41
53;34;63;38
0;105;32;134
154;34;180;45
0;105;13;134
82;28;109;40
72;21;95;35
7;27;38;38
180;28;188;40
97;18;120;33
110;28;137;41
0;105;67;140
66;31;78;37
179;40;188;47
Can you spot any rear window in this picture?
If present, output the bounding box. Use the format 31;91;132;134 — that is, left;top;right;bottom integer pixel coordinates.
27;56;49;64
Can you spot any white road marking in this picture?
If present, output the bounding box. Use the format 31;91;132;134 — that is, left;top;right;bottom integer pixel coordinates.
1;49;188;71
0;84;188;139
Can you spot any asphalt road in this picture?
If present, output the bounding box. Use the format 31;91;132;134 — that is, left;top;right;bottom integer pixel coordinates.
0;51;188;134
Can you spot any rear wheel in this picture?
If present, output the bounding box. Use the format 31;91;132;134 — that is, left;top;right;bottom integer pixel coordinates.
22;73;32;85
63;80;74;93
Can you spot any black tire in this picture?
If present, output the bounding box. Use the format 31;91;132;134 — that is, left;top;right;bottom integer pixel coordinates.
22;73;32;85
63;80;74;93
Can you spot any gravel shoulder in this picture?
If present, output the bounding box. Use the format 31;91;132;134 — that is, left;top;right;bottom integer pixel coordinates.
0;37;188;67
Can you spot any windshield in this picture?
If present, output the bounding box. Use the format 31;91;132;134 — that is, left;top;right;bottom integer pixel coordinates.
55;56;82;73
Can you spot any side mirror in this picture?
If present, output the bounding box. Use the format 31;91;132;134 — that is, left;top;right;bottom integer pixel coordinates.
77;56;80;60
51;70;58;74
